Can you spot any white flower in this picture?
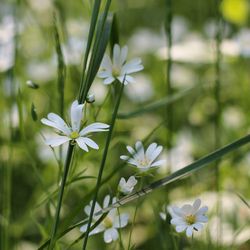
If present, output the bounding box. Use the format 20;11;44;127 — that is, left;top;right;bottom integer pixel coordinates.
41;100;109;151
118;176;137;195
120;141;164;172
98;44;143;85
80;195;129;243
170;198;208;237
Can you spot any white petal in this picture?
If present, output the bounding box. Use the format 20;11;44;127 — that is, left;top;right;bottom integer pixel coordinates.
160;212;166;221
77;137;99;150
181;204;193;215
172;206;184;217
193;223;203;231
126;145;135;155
113;44;121;67
196;215;208;223
148;145;163;162
127;176;137;186
192;198;201;213
151;159;165;167
118;75;135;84
47;113;71;134
135;141;144;155
80;122;109;136
176;225;187;233
121;58;143;74
196;206;208;215
120;46;128;65
113;213;129;228
119;177;126;186
101;54;112;70
75;137;89;151
41;116;71;135
70;100;84;131
146;143;157;158
104;76;115;84
120;155;129;160
104;228;119;243
98;71;112;78
171;218;186;226
186;226;194;237
44;136;70;147
103;195;110;208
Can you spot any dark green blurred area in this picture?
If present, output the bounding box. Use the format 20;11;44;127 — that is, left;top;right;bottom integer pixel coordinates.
0;0;250;249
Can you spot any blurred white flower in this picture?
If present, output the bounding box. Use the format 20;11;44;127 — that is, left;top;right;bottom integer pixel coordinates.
157;33;215;64
169;198;208;237
41;100;109;151
80;195;129;243
98;44;143;85
0;15;15;72
62;37;86;65
124;73;153;103
236;29;250;57
120;141;164;172
118;176;137;195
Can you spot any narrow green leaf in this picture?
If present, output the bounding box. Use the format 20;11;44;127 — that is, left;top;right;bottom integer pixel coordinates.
117;85;200;119
31;102;38;121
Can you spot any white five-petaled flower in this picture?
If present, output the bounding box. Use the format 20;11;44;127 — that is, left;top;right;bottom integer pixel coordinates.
118;176;137;195
169;198;208;237
80;195;129;243
41;100;109;151
98;44;144;85
120;141;164;172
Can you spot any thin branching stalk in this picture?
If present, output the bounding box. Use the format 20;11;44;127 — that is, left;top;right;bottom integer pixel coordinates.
82;82;125;250
165;0;173;155
214;0;223;245
48;143;74;250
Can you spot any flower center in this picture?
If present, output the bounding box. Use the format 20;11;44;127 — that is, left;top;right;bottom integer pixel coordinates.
112;66;121;77
103;216;113;228
70;131;79;139
138;157;150;167
185;214;196;225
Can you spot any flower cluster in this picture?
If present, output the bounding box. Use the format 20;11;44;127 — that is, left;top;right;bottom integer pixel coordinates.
80;195;129;243
41;43;210;245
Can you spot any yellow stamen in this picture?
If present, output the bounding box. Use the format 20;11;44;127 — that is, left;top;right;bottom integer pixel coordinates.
103;217;113;228
70;131;79;139
138;157;150;167
185;214;196;225
112;66;121;77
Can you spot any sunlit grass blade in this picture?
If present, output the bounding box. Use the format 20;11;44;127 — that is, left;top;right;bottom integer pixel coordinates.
78;0;112;103
53;13;66;118
78;0;101;100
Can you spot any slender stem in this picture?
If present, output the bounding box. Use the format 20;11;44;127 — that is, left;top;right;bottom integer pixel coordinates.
48;143;74;250
82;82;124;250
214;0;222;247
165;0;173;156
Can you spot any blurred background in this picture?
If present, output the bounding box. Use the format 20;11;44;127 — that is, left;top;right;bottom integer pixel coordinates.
0;0;250;249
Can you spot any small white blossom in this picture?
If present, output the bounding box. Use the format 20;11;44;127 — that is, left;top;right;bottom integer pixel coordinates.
80;195;129;243
120;141;164;172
118;176;137;195
169;198;208;237
41;100;109;151
98;44;143;85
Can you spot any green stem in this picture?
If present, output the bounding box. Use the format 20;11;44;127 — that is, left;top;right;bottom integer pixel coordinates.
165;0;173;153
214;0;223;247
48;143;74;250
82;82;124;250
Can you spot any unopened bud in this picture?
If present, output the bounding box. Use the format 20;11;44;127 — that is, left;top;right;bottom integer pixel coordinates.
86;94;95;103
26;80;39;89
